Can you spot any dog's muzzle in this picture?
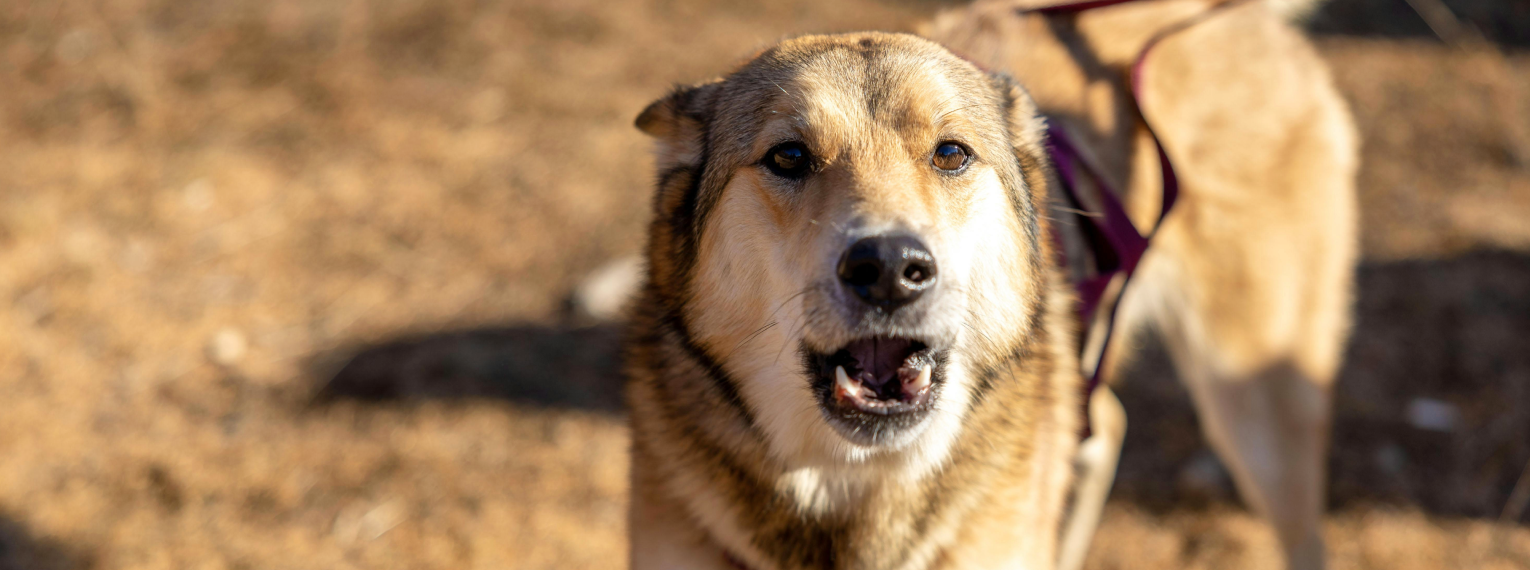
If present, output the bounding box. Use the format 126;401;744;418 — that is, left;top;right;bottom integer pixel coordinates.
802;233;948;446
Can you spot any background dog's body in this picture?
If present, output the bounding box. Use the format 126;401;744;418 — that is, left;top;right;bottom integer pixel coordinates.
628;1;1356;568
929;1;1357;567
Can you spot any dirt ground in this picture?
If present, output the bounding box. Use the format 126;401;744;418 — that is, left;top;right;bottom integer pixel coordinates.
1;0;1528;569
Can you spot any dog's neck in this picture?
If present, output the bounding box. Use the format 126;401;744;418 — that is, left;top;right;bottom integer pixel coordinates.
633;299;1078;569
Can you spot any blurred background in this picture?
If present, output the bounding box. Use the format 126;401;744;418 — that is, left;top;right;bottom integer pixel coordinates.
0;0;1527;568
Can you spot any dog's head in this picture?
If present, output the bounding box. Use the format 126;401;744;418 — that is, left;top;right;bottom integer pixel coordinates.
638;33;1054;469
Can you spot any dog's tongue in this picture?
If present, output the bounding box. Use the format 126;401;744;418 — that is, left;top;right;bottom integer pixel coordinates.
845;337;913;387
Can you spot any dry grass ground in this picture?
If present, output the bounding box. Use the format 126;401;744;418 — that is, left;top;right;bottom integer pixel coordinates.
0;1;1527;569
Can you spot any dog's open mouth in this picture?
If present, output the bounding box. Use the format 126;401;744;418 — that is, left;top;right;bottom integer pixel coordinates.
807;336;944;443
826;337;936;412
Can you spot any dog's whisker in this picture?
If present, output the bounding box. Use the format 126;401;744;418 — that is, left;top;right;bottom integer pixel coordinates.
768;78;809;119
776;314;817;365
726;320;780;362
934;103;984;123
767;286;815;323
1054;206;1103;218
930;93;964;122
761;286;819;363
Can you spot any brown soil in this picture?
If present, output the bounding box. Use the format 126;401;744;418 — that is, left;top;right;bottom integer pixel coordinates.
0;1;1527;569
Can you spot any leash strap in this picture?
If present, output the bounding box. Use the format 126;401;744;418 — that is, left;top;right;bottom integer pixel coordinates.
1023;0;1245;434
1034;0;1156;13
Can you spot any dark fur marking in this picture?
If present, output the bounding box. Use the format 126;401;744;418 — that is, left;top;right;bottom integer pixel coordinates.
671;126;710;279
688;130;742;256
755;517;843;570
857;39;886;120
651;375;759;491
656;164;693;197
658;309;762;435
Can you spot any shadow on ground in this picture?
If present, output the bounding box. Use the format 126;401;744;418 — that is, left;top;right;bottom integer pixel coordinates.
1306;0;1530;48
0;514;89;570
1113;248;1530;520
905;0;1530;48
315;248;1530;521
315;324;626;413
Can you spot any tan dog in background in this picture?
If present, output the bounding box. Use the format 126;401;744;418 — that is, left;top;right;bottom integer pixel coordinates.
620;0;1356;568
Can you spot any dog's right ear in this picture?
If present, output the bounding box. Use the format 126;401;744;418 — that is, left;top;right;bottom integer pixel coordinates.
635;81;721;167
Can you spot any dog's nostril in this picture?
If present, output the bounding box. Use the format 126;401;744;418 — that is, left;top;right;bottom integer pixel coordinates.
838;240;884;288
904;263;931;283
845;260;882;287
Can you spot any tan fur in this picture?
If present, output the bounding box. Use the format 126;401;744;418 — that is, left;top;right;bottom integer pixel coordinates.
627;1;1356;568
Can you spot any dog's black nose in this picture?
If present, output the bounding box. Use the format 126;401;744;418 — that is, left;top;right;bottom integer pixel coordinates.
837;235;938;312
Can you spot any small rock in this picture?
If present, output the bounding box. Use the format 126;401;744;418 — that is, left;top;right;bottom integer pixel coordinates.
1406;398;1460;432
208;328;248;366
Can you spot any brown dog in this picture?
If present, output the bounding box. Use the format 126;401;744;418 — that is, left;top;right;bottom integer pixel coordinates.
624;1;1355;568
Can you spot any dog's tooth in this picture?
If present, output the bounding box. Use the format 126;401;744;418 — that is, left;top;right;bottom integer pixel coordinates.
907;365;933;394
835;366;858;397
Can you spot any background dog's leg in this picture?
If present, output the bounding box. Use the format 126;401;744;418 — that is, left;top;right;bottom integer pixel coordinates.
1180;360;1331;570
1136;250;1344;570
1057;385;1127;570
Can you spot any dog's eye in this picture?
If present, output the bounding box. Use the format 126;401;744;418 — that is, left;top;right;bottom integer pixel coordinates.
764;142;812;179
932;142;970;172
